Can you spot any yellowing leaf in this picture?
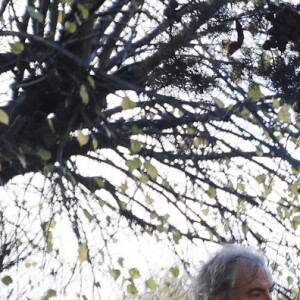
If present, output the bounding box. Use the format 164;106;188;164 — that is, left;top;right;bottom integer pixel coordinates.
77;130;89;146
0;109;9;125
80;84;89;104
78;243;88;263
121;97;136;110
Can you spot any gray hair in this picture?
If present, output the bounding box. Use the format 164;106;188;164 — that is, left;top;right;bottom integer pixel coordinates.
194;244;268;300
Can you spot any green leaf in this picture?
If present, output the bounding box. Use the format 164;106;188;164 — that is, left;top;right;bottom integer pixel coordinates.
202;208;209;216
1;276;13;286
77;130;89;146
255;145;264;157
83;209;94;222
109;269;121;280
17;153;27;168
277;105;291;123
256;174;266;184
130;140;142;153
44;230;53;253
140;173;149;184
127;283;138;295
80;84;89;104
46;289;57;298
212;96;225;108
169;266;179;278
28;6;44;23
94;177;105;188
162;285;170;294
172;229;182;244
193;137;208;147
43;220;56;231
207;186;217;198
10;42;24;55
145;196;153;205
64;21;77;33
145;278;158;290
78;243;88;263
58;10;65;23
60;0;74;4
87;75;95;89
248;83;263;100
77;3;89;19
0;109;9;125
121;97;136;110
118;257;124;267
37;149;52;161
129;268;140;279
156;224;165;233
120;182;128;191
125;158;142;171
292;216;300;230
161;214;170;221
131;125;144;135
47;241;53;253
92;138;98;150
287;276;294;286
144;162;158;180
242;224;249;236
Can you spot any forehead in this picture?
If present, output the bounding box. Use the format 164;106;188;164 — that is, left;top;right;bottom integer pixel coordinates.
233;266;273;290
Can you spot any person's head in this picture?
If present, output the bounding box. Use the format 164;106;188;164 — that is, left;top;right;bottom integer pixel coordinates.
194;244;274;300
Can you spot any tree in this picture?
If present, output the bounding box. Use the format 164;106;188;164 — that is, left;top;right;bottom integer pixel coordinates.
0;0;299;298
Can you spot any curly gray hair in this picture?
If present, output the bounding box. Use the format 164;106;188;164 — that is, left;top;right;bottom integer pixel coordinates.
194;244;269;300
